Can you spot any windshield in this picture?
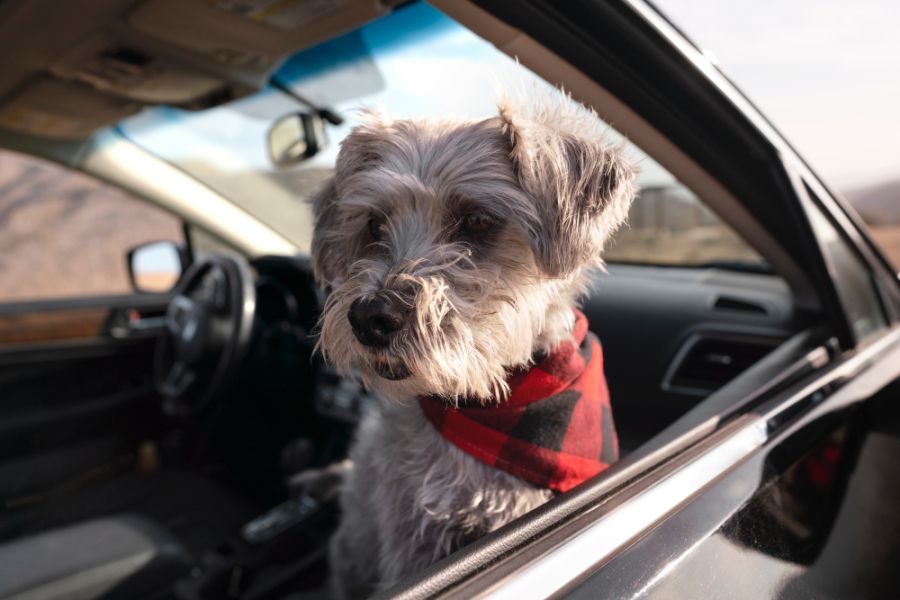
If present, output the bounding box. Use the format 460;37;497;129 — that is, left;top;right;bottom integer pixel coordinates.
120;2;765;270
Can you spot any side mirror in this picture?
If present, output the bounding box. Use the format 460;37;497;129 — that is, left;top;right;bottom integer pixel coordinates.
128;241;185;294
267;111;328;167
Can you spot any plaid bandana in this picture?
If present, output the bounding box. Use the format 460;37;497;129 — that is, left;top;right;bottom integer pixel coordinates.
418;310;618;493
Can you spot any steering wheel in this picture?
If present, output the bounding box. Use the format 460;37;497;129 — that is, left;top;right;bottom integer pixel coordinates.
155;253;256;417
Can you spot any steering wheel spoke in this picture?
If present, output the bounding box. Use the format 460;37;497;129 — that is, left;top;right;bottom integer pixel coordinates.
155;254;256;417
166;294;196;335
161;360;196;397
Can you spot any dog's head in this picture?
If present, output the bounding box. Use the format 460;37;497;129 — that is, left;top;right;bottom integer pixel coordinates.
311;93;636;402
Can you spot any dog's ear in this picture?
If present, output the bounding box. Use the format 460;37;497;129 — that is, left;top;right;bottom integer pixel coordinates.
334;109;388;186
310;178;345;287
498;101;637;277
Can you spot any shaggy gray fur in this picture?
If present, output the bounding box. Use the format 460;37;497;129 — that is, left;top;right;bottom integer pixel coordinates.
310;90;637;598
329;402;552;597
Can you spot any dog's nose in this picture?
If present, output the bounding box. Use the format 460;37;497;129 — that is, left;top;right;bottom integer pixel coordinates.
348;294;409;348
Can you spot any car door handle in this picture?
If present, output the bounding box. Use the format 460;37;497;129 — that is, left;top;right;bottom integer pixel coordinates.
107;308;167;339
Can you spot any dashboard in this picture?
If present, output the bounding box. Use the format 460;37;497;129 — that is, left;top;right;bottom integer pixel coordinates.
587;264;808;449
250;255;376;427
246;256;810;451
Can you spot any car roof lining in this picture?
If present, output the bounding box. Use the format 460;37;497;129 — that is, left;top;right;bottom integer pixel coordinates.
431;0;818;311
0;0;399;140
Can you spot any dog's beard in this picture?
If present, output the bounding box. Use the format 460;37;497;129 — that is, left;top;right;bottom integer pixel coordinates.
317;247;580;405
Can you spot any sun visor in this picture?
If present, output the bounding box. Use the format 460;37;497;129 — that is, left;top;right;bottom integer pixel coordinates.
50;34;228;105
0;77;142;140
128;0;392;72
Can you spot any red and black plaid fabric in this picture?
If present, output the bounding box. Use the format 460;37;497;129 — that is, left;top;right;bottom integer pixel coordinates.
418;310;618;493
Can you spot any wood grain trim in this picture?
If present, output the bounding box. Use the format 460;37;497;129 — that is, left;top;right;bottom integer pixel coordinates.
0;307;108;345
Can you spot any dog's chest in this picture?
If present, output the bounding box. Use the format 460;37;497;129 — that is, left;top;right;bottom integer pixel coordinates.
347;399;553;579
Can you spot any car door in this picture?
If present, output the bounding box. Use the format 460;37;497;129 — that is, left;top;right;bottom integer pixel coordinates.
375;0;900;598
443;176;900;600
0;148;187;534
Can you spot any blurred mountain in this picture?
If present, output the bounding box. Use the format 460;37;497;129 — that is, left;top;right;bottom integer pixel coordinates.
845;180;900;226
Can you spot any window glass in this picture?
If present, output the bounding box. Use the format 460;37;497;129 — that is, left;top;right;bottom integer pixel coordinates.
805;186;887;342
603;182;765;269
0;150;184;303
845;187;900;273
120;3;764;271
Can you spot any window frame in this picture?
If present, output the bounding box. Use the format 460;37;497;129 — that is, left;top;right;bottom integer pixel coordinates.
784;160;895;347
799;162;900;328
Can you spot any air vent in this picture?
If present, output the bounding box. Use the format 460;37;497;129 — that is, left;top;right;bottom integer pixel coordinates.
712;295;768;315
665;336;780;394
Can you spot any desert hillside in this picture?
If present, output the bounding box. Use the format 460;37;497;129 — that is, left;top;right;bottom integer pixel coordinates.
0;151;183;304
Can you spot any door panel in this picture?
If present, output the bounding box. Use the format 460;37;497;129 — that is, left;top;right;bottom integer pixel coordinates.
0;306;109;345
0;296;170;505
564;329;900;600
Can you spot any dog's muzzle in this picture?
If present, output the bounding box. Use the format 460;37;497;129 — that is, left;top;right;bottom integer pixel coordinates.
347;292;410;348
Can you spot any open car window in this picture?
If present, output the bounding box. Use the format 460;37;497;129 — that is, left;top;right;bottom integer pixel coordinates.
605;184;767;270
0;149;184;304
119;3;766;274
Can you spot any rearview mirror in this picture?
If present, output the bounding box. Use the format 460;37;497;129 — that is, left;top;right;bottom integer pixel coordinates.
268;112;328;167
128;241;185;294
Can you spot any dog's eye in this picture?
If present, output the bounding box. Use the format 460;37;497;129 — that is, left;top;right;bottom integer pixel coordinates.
459;211;495;235
367;216;383;241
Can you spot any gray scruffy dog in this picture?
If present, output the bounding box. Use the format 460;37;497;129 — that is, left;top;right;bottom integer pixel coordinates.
310;91;637;598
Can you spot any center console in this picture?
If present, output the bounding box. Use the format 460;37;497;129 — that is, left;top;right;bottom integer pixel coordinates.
174;488;337;600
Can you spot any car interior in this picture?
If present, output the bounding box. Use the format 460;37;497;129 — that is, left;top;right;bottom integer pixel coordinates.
0;1;837;599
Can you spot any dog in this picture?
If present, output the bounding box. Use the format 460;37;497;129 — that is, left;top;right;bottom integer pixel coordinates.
310;90;637;598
